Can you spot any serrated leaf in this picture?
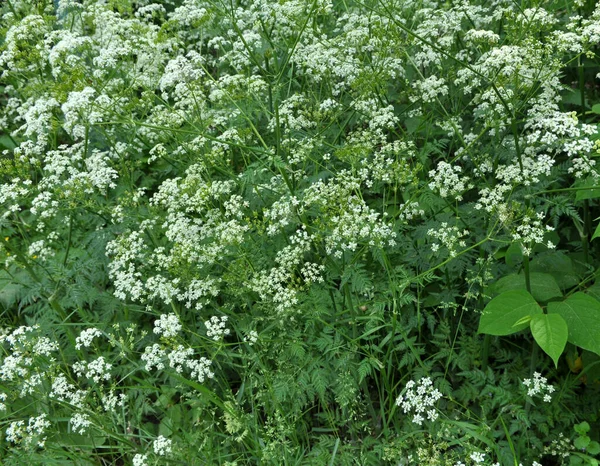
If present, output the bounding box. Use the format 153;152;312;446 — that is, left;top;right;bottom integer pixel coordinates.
530;313;568;368
548;293;600;356
491;272;562;302
478;290;542;336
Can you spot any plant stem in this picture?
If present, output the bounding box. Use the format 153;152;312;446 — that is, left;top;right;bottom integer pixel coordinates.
63;214;73;267
583;199;592;264
523;255;531;294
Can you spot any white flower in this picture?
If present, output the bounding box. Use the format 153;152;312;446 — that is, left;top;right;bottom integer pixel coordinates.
523;372;555;402
141;344;166;371
154;313;182;338
470;452;485;463
152;435;172;456
75;328;103;350
395;377;443;425
133;454;148;466
70;412;91;434
204;315;230;341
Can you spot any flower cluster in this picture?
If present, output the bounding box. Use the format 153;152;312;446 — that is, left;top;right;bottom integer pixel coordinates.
205;316;230;341
523;372;555;403
395;377;443;425
153;313;182;339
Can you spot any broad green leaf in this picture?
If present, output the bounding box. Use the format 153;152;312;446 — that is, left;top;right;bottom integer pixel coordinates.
574;435;590;450
490;272;562;302
478;290;542;336
505;242;523;267
0;135;16;150
588;440;600;455
592;103;600;114
530;314;568;368
548;293;600;356
581;350;600;384
575;177;600;201
575;422;590;435
530;252;580;290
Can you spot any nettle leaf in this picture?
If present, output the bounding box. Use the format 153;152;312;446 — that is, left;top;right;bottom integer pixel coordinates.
478;290;542;336
548;293;600;356
529;314;568;368
490;272;562;302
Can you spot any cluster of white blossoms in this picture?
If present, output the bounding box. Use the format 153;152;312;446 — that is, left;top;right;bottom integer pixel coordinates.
5;414;51;449
411;75;449;104
205;316;230;341
75;328;103;350
72;356;112;383
428;223;469;258
153;435;173;456
153;313;182;339
141;343;214;384
543;433;572;460
512;212;555;256
428;161;473;201
0;326;58;383
523;372;555;403
395;377;443;426
70;412;91;435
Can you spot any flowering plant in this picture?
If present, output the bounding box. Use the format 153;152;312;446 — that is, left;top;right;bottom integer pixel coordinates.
0;0;599;464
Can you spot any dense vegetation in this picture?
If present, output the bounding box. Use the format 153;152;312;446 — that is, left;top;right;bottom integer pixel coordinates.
1;0;600;464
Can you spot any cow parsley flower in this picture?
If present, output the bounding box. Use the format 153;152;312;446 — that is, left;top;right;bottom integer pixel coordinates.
153;313;182;338
523;372;555;402
152;435;172;456
395;377;443;425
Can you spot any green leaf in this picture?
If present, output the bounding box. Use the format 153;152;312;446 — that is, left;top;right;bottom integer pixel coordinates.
588;440;600;455
592;103;600;114
548;293;600;356
592;223;600;241
490;272;562;302
505;242;523;267
513;315;532;327
575;422;590;435
575;177;600;201
478;290;542;336
529;314;568;368
530;252;580;290
574;435;591;450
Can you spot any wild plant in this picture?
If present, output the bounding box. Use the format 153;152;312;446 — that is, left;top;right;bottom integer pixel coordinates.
0;0;600;464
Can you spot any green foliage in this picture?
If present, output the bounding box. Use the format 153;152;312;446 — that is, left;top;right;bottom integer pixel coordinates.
1;0;600;464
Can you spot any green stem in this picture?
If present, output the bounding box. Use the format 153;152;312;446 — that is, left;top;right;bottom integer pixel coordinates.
578;55;586;114
583;199;591;264
481;334;491;371
523;255;531;294
511;117;523;173
63;214;73;267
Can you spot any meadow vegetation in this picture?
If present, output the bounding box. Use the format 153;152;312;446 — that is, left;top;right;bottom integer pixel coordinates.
1;0;600;464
